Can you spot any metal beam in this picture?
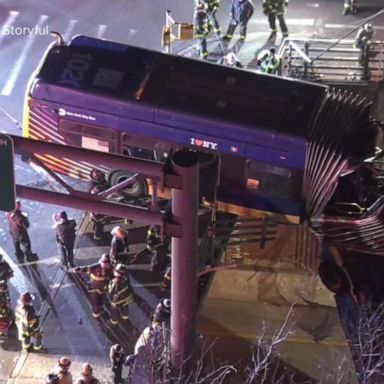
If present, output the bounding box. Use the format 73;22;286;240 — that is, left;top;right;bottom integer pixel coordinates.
170;149;199;370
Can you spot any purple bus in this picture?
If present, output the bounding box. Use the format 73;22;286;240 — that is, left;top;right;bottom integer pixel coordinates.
23;35;380;227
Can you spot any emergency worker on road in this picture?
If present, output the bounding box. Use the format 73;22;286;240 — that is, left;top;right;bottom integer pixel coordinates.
263;0;289;40
152;298;171;327
194;0;209;59
343;0;357;15
15;292;43;351
204;0;221;35
0;254;13;282
6;200;35;263
257;47;282;74
109;344;126;384
355;23;374;66
0;280;12;336
223;0;254;43
90;184;106;241
72;254;113;320
107;263;134;326
75;363;100;384
110;226;129;266
51;356;73;384
52;211;77;268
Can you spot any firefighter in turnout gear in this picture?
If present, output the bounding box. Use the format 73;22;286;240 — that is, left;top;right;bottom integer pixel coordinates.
107;263;134;326
263;0;289;39
51;356;73;384
161;264;171;292
90;184;106;241
109;344;126;384
72;254;112;320
15;292;43;351
52;211;77;268
6;200;35;262
194;0;209;59
223;0;254;42
75;363;100;384
152;298;171;327
343;0;357;15
205;0;221;35
0;254;13;282
110;226;129;266
147;225;169;272
355;23;374;66
0;280;12;336
257;47;282;74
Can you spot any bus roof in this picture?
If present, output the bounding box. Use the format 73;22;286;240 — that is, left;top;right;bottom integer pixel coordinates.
30;35;327;141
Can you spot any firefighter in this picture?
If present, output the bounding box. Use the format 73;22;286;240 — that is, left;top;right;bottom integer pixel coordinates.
15;292;43;351
354;23;374;65
343;0;357;15
0;253;13;282
204;0;221;36
109;344;126;384
257;47;282;74
107;263;134;326
0;281;12;336
51;356;73;384
147;225;169;272
72;254;113;320
90;185;106;241
152;298;171;327
161;264;171;292
110;226;129;266
52;211;77;268
6;200;35;262
223;0;254;43
263;0;289;40
194;0;209;59
89;169;108;192
75;363;100;384
217;52;243;67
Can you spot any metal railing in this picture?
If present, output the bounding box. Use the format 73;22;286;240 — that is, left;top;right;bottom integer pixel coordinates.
279;37;384;83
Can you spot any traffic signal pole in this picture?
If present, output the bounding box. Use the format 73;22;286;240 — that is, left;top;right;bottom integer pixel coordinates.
170;150;199;370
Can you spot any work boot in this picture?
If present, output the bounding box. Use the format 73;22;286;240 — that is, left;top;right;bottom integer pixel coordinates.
268;31;277;41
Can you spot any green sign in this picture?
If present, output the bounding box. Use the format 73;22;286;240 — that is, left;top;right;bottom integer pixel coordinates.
0;134;15;211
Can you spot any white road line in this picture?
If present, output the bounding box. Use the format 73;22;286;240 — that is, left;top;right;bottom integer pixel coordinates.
250;18;315;26
0;245;28;294
0;10;20;47
97;24;107;38
62;19;78;42
1;14;49;96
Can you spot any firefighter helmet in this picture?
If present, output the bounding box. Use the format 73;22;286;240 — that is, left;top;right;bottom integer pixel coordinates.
58;356;71;368
82;363;93;376
99;253;110;264
111;226;127;238
161;298;171;310
20;292;34;305
114;263;126;276
0;280;7;292
112;343;122;352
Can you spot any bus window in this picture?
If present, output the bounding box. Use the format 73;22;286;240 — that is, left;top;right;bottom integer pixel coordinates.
246;160;297;198
59;120;118;153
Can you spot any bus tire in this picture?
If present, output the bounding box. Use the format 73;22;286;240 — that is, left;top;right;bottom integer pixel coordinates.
108;170;148;198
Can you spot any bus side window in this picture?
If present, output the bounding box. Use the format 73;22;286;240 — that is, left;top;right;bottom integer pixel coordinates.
246;160;292;197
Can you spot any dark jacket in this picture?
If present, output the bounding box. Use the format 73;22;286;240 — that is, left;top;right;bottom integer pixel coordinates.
7;209;30;239
55;219;76;246
231;0;254;22
76;263;112;293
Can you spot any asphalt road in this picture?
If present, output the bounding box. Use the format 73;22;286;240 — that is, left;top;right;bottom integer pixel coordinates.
0;0;383;381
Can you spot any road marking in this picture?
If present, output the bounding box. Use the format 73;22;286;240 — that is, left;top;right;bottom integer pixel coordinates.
62;19;78;42
1;14;49;96
0;245;28;295
250;18;315;27
0;10;20;47
97;24;107;38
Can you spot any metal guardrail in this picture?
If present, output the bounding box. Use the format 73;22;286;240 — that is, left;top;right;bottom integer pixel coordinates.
279;37;384;83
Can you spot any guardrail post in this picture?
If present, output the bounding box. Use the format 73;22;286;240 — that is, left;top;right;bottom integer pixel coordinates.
303;41;310;79
170;149;199;371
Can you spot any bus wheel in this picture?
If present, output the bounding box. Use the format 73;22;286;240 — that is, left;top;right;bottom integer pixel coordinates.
108;170;148;198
